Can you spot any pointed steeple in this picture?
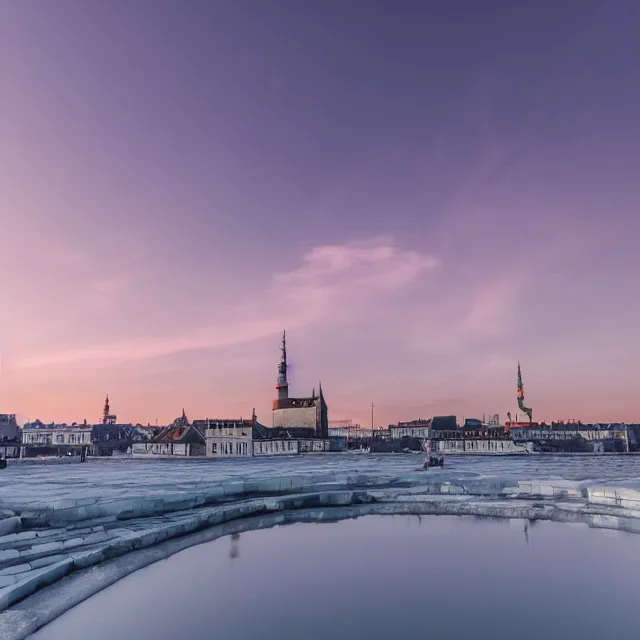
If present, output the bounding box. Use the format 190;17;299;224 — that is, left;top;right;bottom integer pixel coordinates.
276;330;289;400
516;361;533;423
103;394;110;425
317;380;328;438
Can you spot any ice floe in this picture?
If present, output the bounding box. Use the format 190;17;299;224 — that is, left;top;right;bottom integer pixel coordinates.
2;454;640;638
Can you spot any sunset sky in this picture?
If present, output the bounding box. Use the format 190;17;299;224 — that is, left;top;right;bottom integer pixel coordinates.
1;1;639;427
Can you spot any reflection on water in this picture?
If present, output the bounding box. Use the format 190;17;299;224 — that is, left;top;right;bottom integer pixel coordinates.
229;532;240;559
32;515;640;640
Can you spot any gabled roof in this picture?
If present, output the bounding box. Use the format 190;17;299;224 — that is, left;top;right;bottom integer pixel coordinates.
152;424;204;444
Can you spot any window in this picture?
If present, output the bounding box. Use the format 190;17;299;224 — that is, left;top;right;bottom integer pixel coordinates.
56;434;64;444
212;442;217;454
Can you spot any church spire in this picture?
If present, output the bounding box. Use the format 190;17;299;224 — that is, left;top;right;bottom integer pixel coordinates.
103;394;110;425
276;330;289;400
516;361;533;423
317;380;328;439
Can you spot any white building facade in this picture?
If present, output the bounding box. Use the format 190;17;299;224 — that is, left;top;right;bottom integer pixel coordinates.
388;419;431;439
252;438;330;456
21;421;92;457
203;419;253;458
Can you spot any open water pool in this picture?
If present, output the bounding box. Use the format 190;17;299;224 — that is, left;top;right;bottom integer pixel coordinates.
30;514;640;640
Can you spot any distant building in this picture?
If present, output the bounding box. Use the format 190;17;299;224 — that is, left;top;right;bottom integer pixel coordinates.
431;415;525;455
253;438;328;456
270;331;328;439
198;415;254;458
388;419;431;440
0;414;20;459
131;410;205;456
509;422;632;453
21;420;92;457
102;394;117;425
132;424;163;440
328;419;360;438
430;415;458;434
91;423;138;456
89;396;152;456
0;414;19;442
347;426;374;438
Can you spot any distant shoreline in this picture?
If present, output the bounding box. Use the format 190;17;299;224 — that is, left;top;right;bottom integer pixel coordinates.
7;450;640;466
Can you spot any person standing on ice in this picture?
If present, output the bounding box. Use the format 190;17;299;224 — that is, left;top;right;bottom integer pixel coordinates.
423;439;431;470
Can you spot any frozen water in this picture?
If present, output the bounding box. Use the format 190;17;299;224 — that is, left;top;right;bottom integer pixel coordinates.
1;453;640;638
3;454;640;507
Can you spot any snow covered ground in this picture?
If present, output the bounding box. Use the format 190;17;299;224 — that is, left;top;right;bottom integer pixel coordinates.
1;453;640;638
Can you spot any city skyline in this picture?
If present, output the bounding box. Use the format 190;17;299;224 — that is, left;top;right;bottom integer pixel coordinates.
2;1;640;427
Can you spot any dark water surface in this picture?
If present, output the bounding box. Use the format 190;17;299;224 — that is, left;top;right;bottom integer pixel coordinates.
31;515;640;640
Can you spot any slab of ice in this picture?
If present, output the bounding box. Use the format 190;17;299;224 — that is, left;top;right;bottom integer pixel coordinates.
1;454;640;639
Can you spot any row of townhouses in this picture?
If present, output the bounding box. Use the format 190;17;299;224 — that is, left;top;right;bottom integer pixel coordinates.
2;412;333;460
131;410;330;458
1;333;333;460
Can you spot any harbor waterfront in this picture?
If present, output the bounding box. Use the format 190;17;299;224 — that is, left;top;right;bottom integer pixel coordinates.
3;454;640;638
5;359;639;461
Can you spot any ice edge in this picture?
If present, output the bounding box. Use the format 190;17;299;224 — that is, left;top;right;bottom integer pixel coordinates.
1;474;640;639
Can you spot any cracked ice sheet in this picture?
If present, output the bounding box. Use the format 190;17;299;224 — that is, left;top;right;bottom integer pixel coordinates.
2;466;640;640
3;454;640;521
0;503;637;640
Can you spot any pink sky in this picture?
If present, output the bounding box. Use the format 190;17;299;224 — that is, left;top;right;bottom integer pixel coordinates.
1;2;639;427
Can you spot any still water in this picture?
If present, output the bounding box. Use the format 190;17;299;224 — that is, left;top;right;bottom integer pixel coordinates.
32;515;640;640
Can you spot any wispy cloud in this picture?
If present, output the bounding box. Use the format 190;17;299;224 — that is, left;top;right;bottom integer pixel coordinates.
15;238;438;369
459;278;520;340
15;319;285;369
406;267;529;355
